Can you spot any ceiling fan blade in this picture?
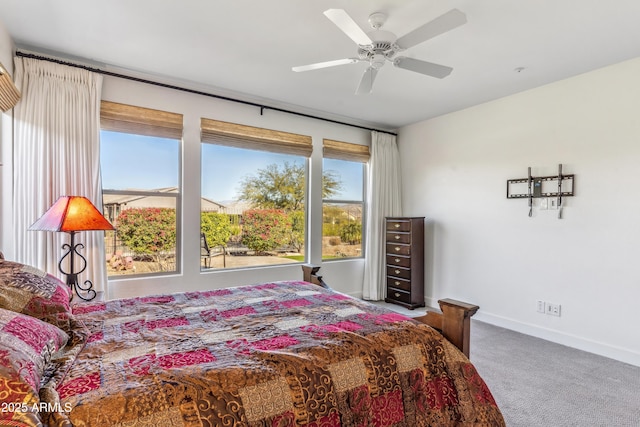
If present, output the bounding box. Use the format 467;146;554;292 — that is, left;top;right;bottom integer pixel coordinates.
356;67;378;94
292;58;358;72
393;57;453;79
324;9;372;46
395;8;466;49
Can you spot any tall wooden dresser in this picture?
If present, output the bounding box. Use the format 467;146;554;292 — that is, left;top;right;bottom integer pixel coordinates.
384;217;425;309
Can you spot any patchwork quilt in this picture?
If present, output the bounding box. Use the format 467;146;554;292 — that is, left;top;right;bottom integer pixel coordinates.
42;280;504;426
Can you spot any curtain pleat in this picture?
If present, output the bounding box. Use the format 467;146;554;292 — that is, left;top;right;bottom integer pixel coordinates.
13;57;106;291
363;131;403;300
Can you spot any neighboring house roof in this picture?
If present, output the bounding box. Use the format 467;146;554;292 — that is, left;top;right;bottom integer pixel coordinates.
220;200;253;215
201;196;227;211
104;187;226;211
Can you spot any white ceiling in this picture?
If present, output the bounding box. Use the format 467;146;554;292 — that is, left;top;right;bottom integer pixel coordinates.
2;0;640;130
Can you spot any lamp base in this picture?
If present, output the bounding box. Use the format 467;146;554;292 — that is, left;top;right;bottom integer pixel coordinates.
65;272;97;302
59;231;98;302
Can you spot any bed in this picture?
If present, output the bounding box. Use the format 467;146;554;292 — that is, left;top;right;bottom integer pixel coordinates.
0;257;504;427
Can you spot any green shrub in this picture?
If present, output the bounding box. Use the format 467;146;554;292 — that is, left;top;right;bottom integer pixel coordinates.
322;222;340;237
340;222;362;245
241;209;291;255
201;212;232;248
116;207;176;270
288;210;305;251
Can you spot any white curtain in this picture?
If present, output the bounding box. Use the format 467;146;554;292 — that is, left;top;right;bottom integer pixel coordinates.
13;57;106;290
363;131;403;300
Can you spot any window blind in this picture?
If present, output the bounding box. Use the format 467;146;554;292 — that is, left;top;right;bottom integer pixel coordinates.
201;118;312;157
0;63;20;112
323;139;370;162
100;101;183;139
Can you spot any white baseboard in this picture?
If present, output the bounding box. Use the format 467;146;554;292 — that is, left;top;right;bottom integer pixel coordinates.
345;291;363;299
377;296;639;367
473;310;640;368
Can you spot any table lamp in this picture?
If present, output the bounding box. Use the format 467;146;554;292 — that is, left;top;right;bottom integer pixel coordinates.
29;196;115;301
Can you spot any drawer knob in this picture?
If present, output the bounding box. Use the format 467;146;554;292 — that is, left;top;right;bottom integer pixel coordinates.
394;223;400;228
394;292;401;298
394;258;400;263
395;247;400;252
394;270;400;274
394;235;400;240
395;281;400;286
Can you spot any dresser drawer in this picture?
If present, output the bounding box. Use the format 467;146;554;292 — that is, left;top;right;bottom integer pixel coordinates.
386;220;411;232
386;254;411;268
386;265;411;280
386;243;411;256
386;232;411;244
386;276;411;292
386;287;412;305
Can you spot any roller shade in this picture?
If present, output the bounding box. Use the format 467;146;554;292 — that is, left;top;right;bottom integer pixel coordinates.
323;139;370;162
101;101;183;139
201;117;312;157
0;63;20;112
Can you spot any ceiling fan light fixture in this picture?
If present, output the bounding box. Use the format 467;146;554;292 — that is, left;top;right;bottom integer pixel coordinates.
371;54;386;69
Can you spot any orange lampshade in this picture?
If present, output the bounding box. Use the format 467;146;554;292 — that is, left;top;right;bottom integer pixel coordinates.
29;196;115;232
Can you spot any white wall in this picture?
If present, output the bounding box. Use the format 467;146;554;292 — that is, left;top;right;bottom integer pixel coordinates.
0;23;10;68
399;57;640;366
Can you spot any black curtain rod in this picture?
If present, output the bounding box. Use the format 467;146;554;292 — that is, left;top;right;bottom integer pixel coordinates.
16;51;397;137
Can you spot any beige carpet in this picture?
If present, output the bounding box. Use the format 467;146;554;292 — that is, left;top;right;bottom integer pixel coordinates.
471;321;640;427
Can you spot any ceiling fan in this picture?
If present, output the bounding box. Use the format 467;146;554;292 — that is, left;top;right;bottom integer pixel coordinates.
292;8;467;94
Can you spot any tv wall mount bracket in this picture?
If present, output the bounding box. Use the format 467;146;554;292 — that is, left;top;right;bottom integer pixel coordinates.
507;164;574;219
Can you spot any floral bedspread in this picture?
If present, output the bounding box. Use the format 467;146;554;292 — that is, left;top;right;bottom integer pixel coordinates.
44;280;504;426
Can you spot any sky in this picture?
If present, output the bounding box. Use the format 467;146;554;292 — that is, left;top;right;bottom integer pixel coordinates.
100;131;363;202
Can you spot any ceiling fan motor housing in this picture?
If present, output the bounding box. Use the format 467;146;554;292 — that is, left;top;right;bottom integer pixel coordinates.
358;39;400;66
293;8;467;93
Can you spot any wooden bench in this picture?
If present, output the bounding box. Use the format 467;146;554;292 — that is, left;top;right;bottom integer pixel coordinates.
413;299;479;358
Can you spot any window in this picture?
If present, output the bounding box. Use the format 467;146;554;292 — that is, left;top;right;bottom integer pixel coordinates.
200;118;312;270
322;139;369;260
100;101;182;277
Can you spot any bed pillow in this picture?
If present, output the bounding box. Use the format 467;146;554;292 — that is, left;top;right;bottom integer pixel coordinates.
0;307;69;427
0;259;73;333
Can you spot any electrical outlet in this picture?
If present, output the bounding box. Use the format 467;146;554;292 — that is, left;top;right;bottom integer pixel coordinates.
536;300;546;313
546;303;561;317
